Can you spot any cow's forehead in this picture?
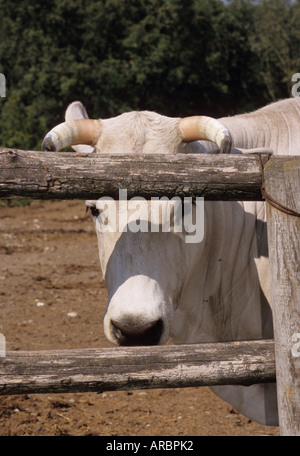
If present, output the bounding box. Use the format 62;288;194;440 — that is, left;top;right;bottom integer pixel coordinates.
96;110;182;155
105;110;176;123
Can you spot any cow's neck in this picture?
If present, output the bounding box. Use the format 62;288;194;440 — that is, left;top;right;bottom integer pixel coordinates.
173;201;273;344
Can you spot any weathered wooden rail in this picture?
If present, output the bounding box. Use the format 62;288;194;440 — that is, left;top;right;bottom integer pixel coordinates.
0;149;299;435
0;148;271;200
0;340;275;396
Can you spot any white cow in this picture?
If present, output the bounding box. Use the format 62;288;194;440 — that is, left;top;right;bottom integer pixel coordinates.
42;97;300;426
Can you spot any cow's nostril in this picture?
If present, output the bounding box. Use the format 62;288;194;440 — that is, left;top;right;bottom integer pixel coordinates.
111;319;163;346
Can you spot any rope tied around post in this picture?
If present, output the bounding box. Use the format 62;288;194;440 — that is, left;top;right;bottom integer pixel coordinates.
259;154;300;217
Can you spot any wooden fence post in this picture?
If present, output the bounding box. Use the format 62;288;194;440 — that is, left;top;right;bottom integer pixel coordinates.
264;157;300;436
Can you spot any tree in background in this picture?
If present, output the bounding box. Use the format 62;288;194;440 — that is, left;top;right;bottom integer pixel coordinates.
251;0;300;100
0;0;299;150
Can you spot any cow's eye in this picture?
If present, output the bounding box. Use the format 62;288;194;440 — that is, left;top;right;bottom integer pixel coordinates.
90;207;100;217
86;205;99;217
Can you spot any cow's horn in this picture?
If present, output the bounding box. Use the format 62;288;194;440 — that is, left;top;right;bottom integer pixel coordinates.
178;116;232;153
42;119;101;151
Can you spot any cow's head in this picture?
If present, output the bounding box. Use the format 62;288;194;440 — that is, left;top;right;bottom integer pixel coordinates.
42;109;232;155
42;108;231;346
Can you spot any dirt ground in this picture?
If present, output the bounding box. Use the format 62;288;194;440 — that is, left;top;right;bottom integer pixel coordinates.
0;199;279;436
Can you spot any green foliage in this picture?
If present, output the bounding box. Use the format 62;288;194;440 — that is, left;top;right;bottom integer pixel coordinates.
251;0;300;100
0;0;299;150
0;91;47;149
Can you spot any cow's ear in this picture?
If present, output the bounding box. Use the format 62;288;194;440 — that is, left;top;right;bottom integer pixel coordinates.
85;200;99;217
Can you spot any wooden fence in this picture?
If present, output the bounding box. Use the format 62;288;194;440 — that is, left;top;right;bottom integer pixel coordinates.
0;148;299;436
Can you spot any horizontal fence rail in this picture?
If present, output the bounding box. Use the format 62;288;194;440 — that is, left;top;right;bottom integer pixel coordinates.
0;340;275;396
0;148;281;201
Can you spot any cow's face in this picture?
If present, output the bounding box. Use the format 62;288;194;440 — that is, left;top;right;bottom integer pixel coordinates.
87;198;200;346
42;105;231;345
